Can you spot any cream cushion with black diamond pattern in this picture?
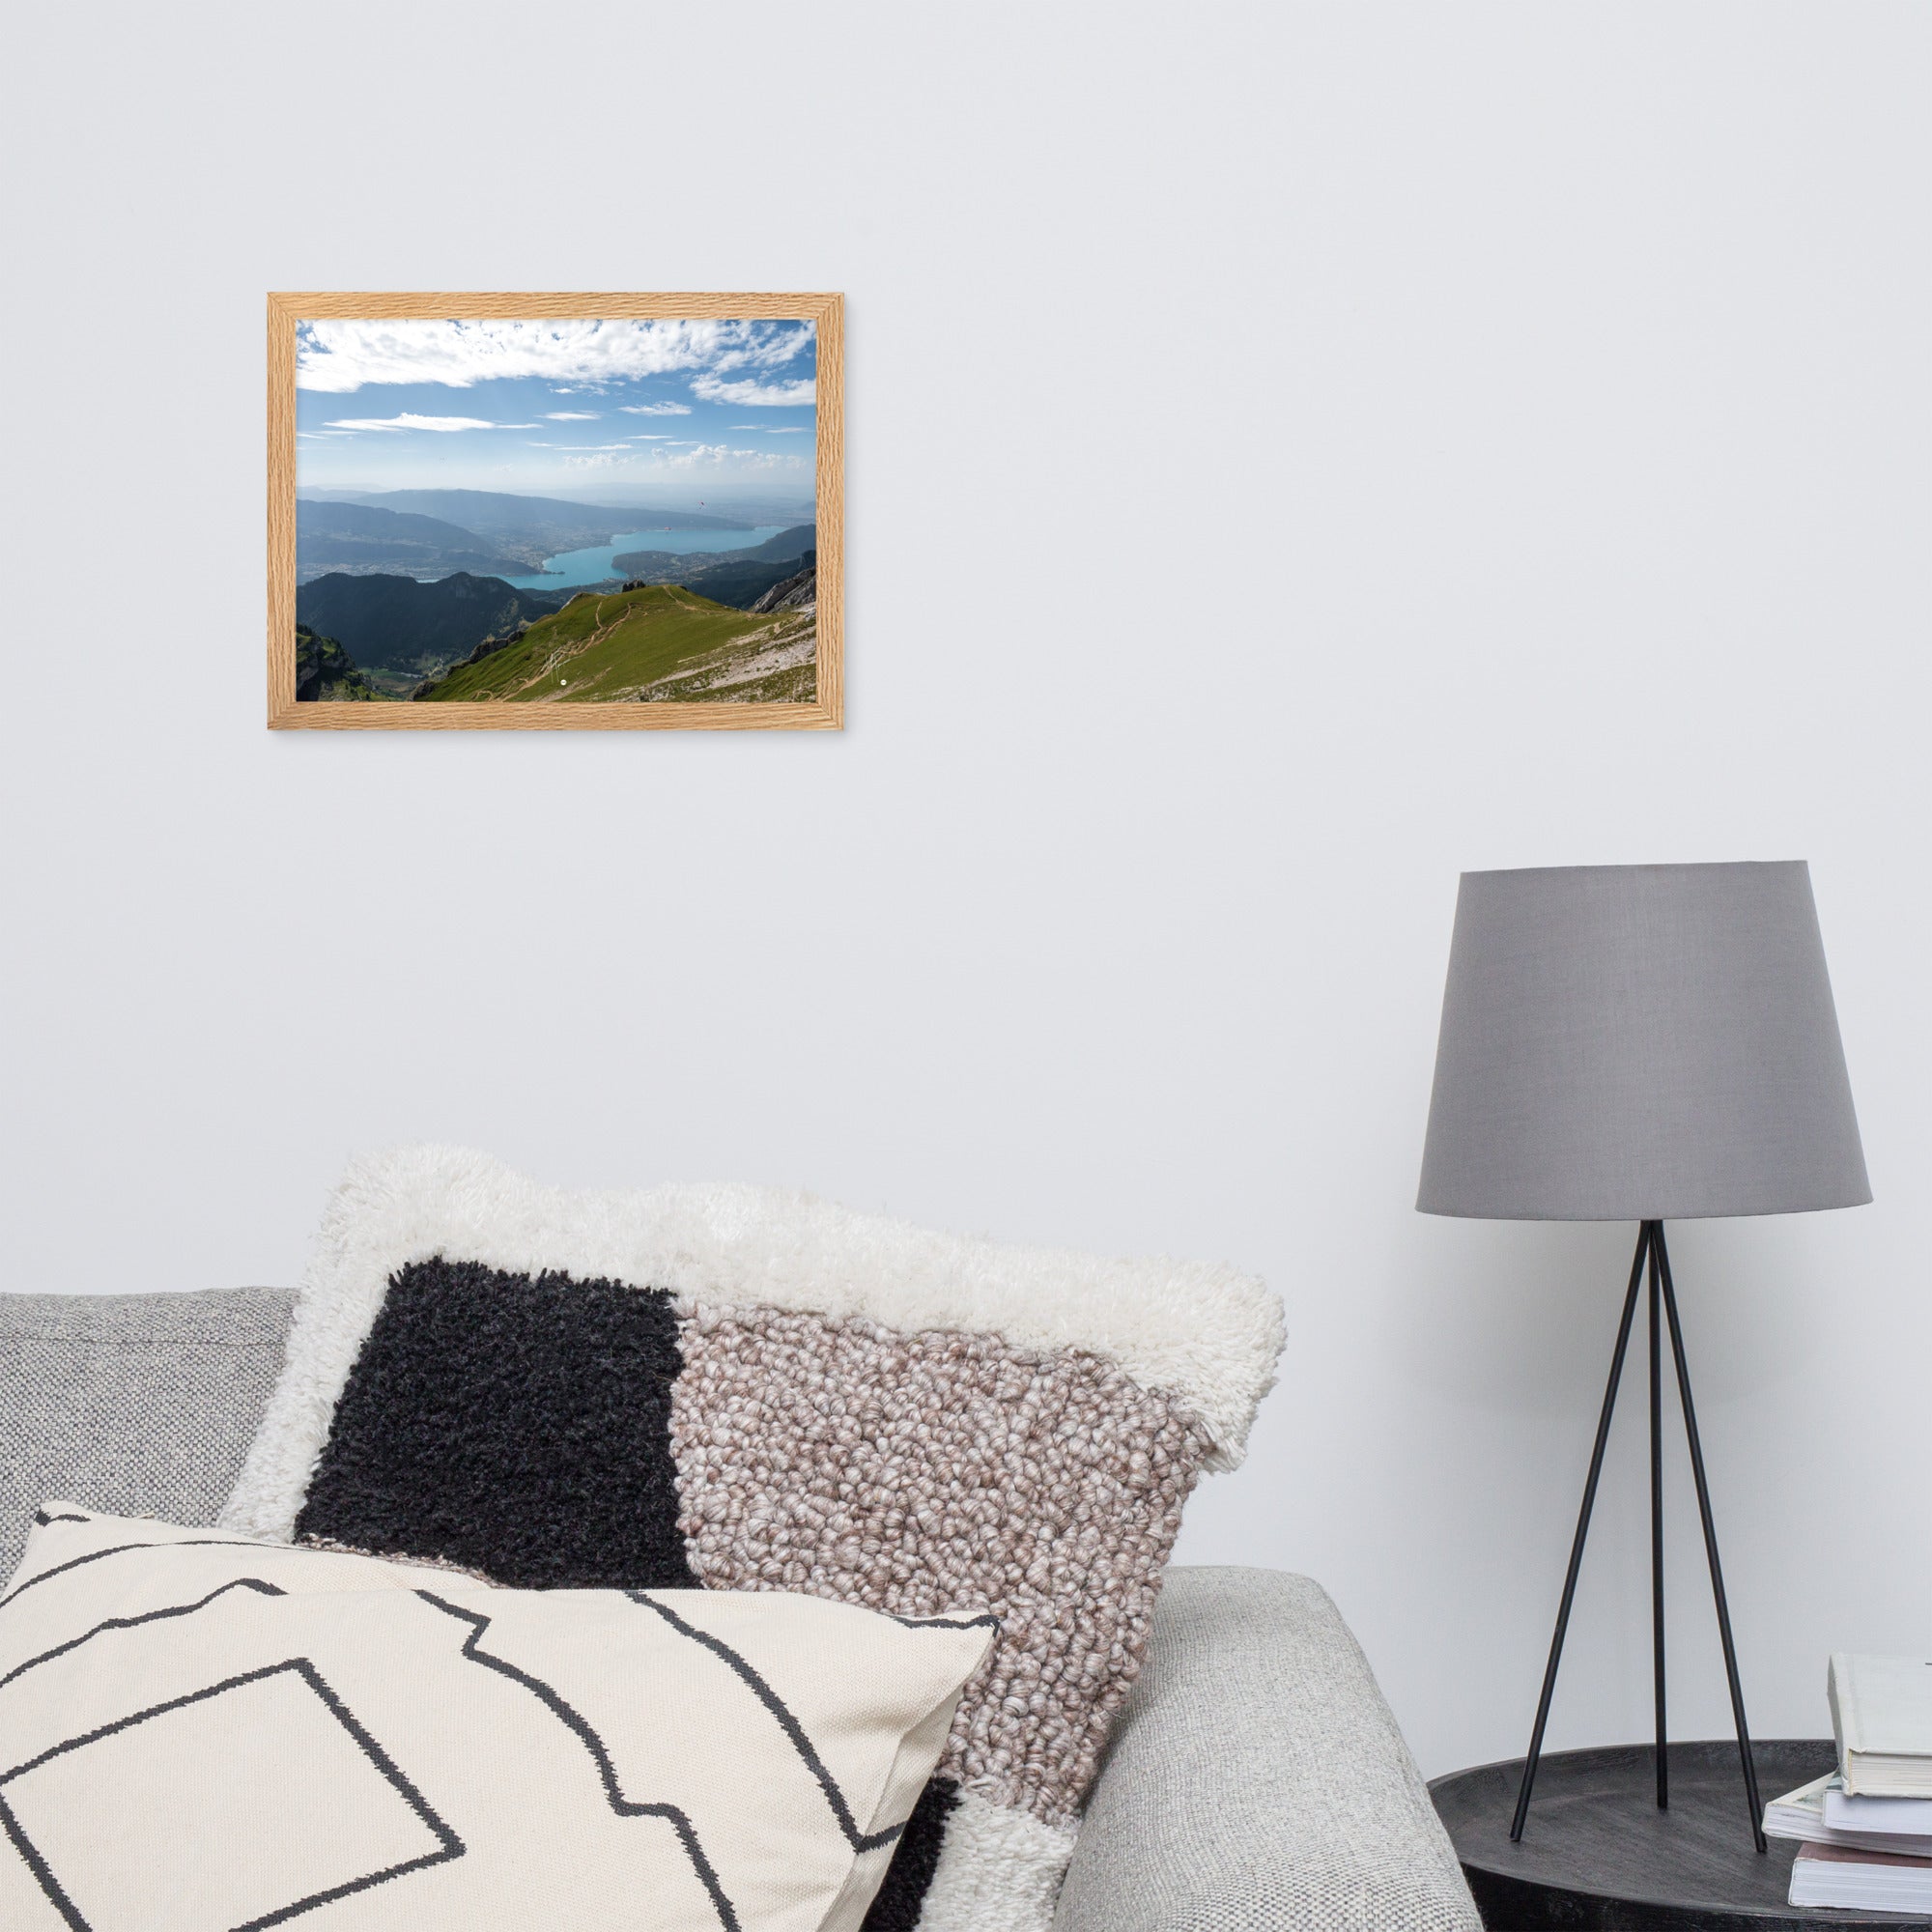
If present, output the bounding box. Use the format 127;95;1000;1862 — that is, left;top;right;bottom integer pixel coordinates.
0;1507;994;1932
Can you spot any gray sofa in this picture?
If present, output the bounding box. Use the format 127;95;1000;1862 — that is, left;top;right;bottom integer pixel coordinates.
0;1288;1481;1931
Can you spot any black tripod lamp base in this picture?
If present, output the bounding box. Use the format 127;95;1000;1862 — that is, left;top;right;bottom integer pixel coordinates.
1509;1221;1766;1854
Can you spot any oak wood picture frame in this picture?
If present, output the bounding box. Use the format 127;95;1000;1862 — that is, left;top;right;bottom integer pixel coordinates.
269;291;843;730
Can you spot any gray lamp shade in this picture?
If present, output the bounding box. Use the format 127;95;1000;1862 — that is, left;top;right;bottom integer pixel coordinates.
1417;862;1869;1221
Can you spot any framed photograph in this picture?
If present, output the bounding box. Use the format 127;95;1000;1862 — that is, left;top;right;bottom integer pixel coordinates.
268;292;841;729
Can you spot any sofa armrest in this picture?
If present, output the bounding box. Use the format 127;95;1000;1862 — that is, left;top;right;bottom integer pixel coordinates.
1054;1566;1479;1932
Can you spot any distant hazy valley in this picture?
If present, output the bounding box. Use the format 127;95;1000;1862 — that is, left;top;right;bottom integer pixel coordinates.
295;491;760;584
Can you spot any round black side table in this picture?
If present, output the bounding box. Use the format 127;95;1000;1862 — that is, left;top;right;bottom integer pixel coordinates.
1431;1740;1932;1929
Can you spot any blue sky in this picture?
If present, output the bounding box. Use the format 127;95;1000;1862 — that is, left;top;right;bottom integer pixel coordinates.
295;318;816;506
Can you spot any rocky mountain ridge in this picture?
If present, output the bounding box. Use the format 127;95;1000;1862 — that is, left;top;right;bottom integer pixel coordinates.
749;560;816;614
294;624;381;701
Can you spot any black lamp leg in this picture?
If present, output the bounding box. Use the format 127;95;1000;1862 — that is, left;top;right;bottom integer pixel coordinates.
1649;1224;1668;1811
1509;1224;1651;1841
1654;1225;1768;1854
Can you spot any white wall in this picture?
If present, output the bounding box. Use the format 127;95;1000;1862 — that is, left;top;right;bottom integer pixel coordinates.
3;1;1926;1779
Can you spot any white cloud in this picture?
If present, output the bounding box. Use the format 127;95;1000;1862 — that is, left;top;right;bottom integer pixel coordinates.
296;318;816;392
646;443;807;470
525;441;634;451
323;413;509;433
690;375;816;407
617;402;694;416
543;411;601;420
628;434;677;440
719;329;811;372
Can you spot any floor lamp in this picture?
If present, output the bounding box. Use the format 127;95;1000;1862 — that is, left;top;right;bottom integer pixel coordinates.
1417;862;1869;1849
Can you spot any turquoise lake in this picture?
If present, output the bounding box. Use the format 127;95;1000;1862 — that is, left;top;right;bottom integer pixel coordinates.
507;526;791;591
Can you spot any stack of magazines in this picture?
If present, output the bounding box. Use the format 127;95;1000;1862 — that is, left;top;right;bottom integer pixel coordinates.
1763;1654;1932;1913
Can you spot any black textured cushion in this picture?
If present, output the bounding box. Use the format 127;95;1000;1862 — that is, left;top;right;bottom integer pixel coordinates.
296;1261;696;1590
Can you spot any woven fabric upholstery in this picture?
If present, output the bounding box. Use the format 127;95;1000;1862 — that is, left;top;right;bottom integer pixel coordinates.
1;1288;1469;1927
1054;1566;1480;1932
0;1290;294;1582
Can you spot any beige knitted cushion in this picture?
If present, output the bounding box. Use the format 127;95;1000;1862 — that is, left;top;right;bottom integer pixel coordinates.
220;1147;1284;1931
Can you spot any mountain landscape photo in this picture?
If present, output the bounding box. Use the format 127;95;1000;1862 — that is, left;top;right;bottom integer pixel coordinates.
290;318;819;705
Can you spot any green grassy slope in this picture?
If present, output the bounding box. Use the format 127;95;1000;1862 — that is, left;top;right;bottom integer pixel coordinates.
419;583;812;703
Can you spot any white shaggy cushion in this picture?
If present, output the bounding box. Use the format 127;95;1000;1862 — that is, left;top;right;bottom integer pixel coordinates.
222;1144;1283;1545
0;1507;994;1932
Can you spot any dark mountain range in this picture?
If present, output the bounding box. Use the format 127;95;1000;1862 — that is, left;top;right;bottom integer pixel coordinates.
609;525;817;610
670;555;813;610
294;573;565;675
295;624;382;701
730;525;817;562
300;501;502;547
296;500;531;581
